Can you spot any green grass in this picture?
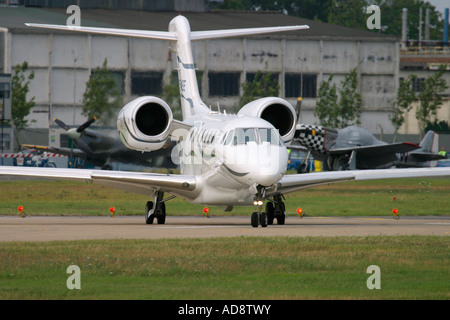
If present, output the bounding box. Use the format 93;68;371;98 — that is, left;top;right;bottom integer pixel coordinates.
0;178;448;300
0;236;448;299
0;177;449;217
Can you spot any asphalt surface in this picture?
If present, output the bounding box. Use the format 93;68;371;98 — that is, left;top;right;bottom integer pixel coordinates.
0;215;449;242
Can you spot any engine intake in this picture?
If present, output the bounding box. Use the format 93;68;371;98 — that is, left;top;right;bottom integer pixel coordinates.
238;97;296;144
117;96;173;152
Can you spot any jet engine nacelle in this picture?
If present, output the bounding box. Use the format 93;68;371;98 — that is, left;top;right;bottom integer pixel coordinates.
238;97;296;144
117;96;173;152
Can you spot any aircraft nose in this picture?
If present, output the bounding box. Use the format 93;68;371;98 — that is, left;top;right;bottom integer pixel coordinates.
67;128;81;140
219;143;287;187
248;145;287;186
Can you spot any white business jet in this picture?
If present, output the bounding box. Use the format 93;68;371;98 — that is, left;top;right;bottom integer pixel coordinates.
1;16;450;227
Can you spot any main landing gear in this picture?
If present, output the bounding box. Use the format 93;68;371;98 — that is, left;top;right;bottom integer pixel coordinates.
145;191;176;225
251;189;286;228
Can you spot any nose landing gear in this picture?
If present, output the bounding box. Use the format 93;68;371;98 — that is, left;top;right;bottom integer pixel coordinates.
251;207;268;228
251;187;286;228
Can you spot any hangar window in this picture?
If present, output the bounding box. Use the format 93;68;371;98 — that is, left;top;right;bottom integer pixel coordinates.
285;73;317;98
131;72;163;95
110;71;125;94
208;72;240;97
411;77;425;92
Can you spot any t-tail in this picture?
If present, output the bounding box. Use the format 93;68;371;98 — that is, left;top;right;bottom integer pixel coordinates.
26;15;308;121
168;16;209;119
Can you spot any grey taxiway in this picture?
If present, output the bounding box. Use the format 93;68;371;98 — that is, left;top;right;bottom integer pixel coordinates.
0;215;448;242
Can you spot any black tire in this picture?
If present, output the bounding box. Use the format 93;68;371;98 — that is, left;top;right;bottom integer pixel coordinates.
156;202;166;225
297;163;309;174
145;201;154;224
266;202;274;225
251;212;259;228
260;212;268;228
276;214;285;225
276;202;286;225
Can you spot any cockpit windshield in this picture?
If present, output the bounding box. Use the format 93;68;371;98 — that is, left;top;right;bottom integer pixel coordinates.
222;128;283;146
258;128;283;146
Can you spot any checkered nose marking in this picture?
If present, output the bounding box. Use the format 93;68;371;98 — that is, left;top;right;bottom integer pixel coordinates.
297;125;326;154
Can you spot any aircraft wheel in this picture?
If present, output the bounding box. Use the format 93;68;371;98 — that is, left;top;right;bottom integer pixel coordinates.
251;212;259;228
276;202;286;225
332;158;341;171
297;163;309;174
277;215;285;225
325;156;334;171
145;201;155;225
260;212;268;228
156;202;166;225
266;202;274;225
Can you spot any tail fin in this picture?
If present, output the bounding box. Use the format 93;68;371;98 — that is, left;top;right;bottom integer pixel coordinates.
420;130;439;153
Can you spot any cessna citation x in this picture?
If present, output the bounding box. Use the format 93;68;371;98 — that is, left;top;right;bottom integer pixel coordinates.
1;16;450;227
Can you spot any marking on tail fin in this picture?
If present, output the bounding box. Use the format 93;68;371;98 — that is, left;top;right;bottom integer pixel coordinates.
178;56;195;69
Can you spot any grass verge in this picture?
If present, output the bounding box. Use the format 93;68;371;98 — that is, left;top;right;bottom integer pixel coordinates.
0;178;449;217
0;236;448;300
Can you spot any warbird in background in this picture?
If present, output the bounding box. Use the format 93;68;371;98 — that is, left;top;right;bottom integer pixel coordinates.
295;124;445;171
24;118;176;170
1;16;450;227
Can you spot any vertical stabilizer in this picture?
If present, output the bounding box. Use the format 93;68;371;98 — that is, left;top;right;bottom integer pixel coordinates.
169;16;209;120
420;130;439;153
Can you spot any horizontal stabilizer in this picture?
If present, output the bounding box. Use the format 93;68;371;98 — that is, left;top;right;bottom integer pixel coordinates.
25;23;178;40
408;152;446;161
190;25;309;40
25;23;309;41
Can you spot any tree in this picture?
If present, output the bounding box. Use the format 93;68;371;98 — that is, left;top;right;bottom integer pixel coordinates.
338;68;362;127
161;73;182;121
314;74;339;127
216;0;444;41
425;120;449;134
239;71;279;106
11;61;35;146
82;59;122;124
315;68;361;128
416;64;448;139
390;74;417;142
297;0;332;22
328;0;367;30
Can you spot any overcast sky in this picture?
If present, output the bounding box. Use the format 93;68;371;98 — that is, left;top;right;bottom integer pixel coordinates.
426;0;449;17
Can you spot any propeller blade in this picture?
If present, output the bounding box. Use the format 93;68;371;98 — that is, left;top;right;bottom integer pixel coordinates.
54;118;69;131
77;117;97;133
295;97;302;122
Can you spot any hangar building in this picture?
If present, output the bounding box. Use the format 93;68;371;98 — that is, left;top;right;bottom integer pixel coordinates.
1;4;446;149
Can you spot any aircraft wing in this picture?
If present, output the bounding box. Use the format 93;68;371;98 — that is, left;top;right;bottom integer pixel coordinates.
0;166;197;196
328;142;420;157
22;144;86;159
273;167;450;195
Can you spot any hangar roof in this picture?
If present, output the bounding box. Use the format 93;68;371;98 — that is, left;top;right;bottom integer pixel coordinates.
1;7;398;41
